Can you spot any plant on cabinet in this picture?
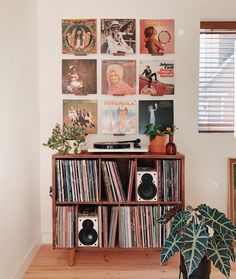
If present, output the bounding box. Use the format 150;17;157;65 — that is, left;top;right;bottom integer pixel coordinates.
157;204;236;278
145;124;177;153
43;123;86;154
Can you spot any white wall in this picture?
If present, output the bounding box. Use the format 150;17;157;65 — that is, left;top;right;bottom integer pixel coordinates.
0;1;41;278
38;0;236;243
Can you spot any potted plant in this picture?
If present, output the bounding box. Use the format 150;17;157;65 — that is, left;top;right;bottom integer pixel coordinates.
43;123;86;154
157;204;236;278
145;124;175;153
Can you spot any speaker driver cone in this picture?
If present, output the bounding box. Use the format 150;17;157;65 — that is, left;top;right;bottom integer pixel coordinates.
141;173;153;183
78;228;98;245
138;182;157;200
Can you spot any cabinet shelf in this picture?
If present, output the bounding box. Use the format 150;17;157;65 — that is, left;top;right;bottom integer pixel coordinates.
55;201;183;205
52;151;185;266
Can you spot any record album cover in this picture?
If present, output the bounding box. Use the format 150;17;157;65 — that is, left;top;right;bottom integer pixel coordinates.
101;100;136;134
140;19;174;55
62;19;97;55
62;59;97;95
101;19;135;54
139;60;174;95
139;100;173;134
63;100;97;134
102;60;136;95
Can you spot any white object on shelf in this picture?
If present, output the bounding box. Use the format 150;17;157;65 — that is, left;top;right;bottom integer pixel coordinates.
87;148;148;153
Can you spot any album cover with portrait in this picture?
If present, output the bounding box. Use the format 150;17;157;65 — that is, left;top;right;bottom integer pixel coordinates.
62;59;97;95
102;60;136;95
140;19;174;55
101;100;136;135
63;100;97;134
139;100;173;134
139;60;174;95
62;19;97;55
101;19;136;54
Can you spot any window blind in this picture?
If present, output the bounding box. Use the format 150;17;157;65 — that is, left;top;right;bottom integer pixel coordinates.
199;22;236;132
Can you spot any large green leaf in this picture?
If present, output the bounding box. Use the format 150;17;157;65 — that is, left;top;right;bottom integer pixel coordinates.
161;231;184;264
207;237;231;278
171;211;191;233
198;204;236;236
156;205;182;225
214;232;236;262
181;220;209;277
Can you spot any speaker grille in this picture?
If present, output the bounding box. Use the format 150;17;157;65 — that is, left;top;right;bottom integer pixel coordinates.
78;228;98;245
78;218;98;246
138;182;157;200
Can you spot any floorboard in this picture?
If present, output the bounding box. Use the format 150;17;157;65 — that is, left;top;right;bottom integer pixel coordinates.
22;245;236;279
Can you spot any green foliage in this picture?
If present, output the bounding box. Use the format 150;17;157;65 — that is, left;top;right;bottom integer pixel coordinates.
170;211;192;233
207;237;231;278
160;231;184;264
43;123;86;154
181;220;209;277
145;123;177;141
158;204;236;278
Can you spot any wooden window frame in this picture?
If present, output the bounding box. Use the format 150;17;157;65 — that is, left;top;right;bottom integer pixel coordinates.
199;21;236;133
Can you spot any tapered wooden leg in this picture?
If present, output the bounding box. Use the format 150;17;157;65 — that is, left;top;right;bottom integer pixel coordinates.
68;249;76;266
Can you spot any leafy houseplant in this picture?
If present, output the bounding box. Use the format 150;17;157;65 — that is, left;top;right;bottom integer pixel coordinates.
145;123;173;141
43;123;86;154
157;204;236;278
145;124;176;153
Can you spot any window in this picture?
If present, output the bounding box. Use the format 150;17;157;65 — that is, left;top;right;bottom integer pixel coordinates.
199;22;236;132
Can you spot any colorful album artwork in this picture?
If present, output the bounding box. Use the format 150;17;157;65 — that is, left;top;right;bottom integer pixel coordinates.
139;60;174;95
140;19;174;55
63;100;97;134
101;19;136;54
102;60;136;95
101;100;136;134
139;100;173;134
62;19;97;55
62;59;97;95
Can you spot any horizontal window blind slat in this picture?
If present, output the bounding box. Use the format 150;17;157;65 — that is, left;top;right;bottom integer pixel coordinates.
198;24;236;132
199;95;234;98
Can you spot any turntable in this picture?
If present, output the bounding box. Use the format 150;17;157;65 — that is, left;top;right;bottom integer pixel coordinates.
88;139;148;153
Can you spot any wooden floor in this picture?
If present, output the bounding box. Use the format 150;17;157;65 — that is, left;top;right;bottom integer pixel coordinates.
23;245;236;279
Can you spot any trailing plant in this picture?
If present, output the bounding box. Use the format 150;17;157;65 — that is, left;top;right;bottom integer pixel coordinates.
43;123;86;154
157;204;236;278
145;123;177;141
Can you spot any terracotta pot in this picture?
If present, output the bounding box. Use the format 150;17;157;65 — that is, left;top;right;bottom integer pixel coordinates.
149;135;168;153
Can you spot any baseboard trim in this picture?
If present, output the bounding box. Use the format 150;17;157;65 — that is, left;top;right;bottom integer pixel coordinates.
10;235;41;279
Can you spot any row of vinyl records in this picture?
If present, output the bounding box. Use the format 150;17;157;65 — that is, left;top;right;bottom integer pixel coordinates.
56;159;99;202
55;205;173;248
55;159;181;202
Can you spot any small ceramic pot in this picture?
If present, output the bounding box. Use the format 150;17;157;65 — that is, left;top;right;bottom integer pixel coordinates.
149;135;168;153
67;140;81;154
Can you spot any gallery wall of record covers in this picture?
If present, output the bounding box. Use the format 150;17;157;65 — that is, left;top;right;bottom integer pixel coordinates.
61;18;175;138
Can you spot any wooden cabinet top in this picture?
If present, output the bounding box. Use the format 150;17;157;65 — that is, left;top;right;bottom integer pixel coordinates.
52;151;185;159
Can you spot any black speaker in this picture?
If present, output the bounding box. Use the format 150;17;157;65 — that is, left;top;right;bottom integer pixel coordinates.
136;167;157;201
78;215;98;247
